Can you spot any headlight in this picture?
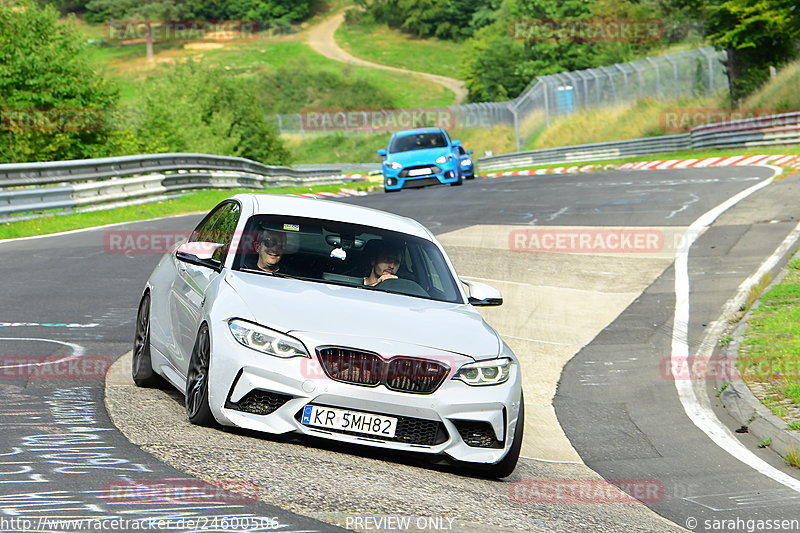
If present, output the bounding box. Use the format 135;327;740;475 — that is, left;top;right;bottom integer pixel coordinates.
385;161;402;170
453;358;512;386
228;319;309;358
460;159;471;166
435;155;452;164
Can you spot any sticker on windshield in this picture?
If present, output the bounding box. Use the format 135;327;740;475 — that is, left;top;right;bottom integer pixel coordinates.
283;224;300;232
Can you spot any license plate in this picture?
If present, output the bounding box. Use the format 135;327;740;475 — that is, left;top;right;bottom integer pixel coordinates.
407;168;432;176
301;405;397;438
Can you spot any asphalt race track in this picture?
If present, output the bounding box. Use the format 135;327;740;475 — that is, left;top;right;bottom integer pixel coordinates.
2;166;800;533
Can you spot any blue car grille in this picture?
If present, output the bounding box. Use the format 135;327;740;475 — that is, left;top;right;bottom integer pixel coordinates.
316;347;450;394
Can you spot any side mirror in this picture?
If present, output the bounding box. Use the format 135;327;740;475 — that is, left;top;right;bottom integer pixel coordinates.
451;140;462;147
176;242;224;270
467;150;473;155
377;149;387;157
462;280;503;307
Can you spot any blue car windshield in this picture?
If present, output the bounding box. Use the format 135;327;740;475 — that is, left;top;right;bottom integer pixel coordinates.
390;133;447;153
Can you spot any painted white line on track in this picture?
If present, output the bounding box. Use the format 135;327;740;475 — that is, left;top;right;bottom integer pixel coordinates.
520;455;583;465
0;337;85;358
502;334;584;348
460;276;613;295
672;165;800;492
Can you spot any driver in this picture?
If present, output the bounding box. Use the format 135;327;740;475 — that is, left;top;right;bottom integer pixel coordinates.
363;241;402;286
254;229;287;274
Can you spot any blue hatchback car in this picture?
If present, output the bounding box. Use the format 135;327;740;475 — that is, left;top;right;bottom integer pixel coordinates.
378;127;465;192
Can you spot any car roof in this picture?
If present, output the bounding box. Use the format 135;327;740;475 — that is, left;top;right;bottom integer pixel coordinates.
232;193;434;240
391;127;445;137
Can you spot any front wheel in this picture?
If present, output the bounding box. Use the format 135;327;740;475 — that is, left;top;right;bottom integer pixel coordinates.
186;324;216;427
450;175;463;187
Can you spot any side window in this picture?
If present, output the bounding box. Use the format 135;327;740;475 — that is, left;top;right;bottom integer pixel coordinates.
188;202;241;264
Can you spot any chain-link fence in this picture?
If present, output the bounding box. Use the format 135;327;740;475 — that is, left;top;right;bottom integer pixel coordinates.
272;46;728;149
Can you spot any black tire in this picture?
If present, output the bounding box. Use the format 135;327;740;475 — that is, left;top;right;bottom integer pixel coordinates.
384;187;399;193
450;175;463;187
131;293;164;388
465;172;475;180
484;393;525;478
186;324;216;427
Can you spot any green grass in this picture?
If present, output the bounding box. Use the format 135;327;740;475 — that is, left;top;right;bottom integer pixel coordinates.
75;19;453;110
739;263;800;423
744;60;800;111
0;182;373;240
335;16;465;80
286;123;517;164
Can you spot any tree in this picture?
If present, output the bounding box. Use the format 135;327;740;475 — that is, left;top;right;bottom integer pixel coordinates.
0;1;119;162
130;62;290;164
86;0;191;60
704;0;800;102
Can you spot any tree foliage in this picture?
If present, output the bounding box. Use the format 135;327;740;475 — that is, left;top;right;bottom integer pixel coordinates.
355;0;502;40
703;0;800;102
129;62;290;164
0;1;119;162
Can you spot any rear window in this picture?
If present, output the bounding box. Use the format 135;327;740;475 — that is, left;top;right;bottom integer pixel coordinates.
389;132;448;153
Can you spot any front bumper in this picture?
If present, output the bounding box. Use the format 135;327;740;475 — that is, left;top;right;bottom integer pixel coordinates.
207;326;523;465
382;162;460;191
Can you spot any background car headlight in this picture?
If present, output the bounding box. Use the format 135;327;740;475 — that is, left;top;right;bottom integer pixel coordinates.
460;159;471;166
228;319;309;358
435;155;452;164
385;161;402;170
453;358;512;386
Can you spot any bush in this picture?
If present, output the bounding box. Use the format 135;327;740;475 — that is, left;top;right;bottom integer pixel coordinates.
0;1;119;163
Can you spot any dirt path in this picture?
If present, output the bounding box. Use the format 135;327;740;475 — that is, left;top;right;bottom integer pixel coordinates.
306;11;468;105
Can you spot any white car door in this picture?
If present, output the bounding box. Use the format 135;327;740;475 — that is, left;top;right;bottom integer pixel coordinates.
169;201;240;375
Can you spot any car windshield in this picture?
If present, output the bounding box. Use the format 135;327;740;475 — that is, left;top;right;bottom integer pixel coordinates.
233;215;463;304
389;132;447;153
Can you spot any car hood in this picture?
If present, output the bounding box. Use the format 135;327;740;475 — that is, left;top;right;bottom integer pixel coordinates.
225;271;501;359
387;147;452;165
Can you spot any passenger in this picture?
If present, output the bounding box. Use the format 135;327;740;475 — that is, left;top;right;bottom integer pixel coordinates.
363;241;403;286
253;229;287;274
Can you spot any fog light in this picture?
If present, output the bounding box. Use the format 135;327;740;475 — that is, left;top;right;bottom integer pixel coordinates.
445;171;455;179
386;178;397;186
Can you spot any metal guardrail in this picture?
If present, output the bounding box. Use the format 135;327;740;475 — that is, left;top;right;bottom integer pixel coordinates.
478;112;800;172
0;153;344;222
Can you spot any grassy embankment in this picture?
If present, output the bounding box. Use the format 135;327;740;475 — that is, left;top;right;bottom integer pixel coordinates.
738;257;800;436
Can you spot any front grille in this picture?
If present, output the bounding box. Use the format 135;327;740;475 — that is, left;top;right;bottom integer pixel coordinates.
399;165;442;178
295;405;448;446
317;347;449;394
317;348;383;386
386;357;450;394
227;390;293;416
453;420;503;448
404;177;441;188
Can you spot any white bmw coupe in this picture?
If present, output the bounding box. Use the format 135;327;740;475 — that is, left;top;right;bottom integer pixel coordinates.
133;193;524;477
